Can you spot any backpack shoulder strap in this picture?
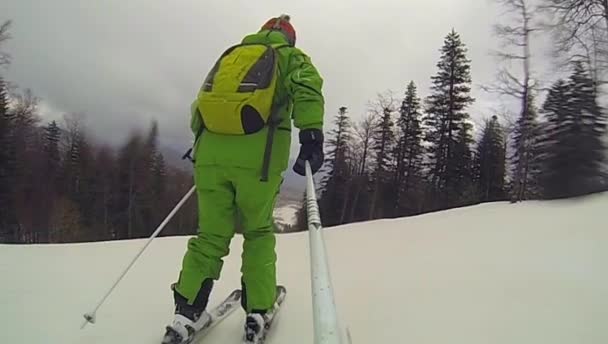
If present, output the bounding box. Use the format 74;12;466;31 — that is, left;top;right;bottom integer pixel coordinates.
260;44;290;181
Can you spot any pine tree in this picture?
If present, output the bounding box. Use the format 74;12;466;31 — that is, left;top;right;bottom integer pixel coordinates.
537;79;569;198
116;132;144;239
0;76;9;130
139;121;160;236
58;114;95;241
511;92;540;201
0;76;19;242
393;81;424;216
567;63;607;193
319;107;353;226
369;99;395;220
10;89;42;242
62;114;85;197
424;29;475;209
153;153;167;199
92;146;117;240
43;121;61;181
539;64;607;198
474;116;507;202
451;122;475;203
0;21;11;67
151;152;167;227
36;121;62;241
323;107;352;182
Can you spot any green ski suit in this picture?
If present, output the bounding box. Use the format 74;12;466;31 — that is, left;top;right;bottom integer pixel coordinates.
174;30;325;312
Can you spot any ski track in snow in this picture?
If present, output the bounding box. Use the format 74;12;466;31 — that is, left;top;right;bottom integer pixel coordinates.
1;193;608;344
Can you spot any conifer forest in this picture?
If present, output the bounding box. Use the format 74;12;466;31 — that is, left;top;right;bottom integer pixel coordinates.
2;0;608;242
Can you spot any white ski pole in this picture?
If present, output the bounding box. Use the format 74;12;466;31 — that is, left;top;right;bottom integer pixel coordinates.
81;185;196;329
305;161;343;344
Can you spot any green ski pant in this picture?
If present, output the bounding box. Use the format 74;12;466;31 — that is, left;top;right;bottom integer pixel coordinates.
174;165;282;312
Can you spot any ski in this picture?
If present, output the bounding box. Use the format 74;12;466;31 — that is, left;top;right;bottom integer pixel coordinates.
162;289;242;344
243;286;287;344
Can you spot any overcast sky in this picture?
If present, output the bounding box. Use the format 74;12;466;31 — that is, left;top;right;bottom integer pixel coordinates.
3;0;555;155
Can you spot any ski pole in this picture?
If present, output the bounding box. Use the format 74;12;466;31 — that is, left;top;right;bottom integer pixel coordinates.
305;161;343;344
81;185;196;329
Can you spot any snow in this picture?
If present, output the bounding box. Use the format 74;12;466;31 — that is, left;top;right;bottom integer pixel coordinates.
2;193;608;344
274;204;299;227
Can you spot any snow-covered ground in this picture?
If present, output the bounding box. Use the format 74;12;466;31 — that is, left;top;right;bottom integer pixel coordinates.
2;193;607;344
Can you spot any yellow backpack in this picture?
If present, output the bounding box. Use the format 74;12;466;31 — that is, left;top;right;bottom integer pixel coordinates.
196;43;284;135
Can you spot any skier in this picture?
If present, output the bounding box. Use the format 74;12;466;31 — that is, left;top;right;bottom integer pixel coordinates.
163;14;325;344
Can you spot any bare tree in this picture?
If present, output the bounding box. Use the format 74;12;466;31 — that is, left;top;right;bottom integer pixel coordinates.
0;20;11;67
484;0;540;202
541;0;608;88
485;0;537;98
345;113;375;223
353;113;375;175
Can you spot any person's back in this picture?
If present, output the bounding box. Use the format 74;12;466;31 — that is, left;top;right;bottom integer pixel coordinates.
162;15;325;344
189;20;324;178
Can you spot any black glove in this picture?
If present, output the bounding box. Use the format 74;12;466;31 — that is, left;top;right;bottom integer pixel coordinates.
293;129;324;176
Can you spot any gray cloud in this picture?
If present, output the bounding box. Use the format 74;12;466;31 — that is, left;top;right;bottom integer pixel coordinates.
3;0;550;156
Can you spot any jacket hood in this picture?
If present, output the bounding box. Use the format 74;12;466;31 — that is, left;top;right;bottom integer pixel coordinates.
241;30;292;47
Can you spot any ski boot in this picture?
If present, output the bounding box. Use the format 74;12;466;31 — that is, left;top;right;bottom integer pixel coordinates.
244;312;274;344
162;280;214;344
162;311;210;344
242;286;287;344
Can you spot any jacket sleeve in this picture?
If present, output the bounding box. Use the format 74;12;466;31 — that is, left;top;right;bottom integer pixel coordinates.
285;49;325;131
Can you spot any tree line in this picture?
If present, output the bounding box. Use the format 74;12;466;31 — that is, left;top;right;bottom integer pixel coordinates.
0;21;197;244
297;0;608;229
2;0;608;240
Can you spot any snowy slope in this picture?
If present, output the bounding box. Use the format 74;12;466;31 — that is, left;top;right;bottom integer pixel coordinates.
2;194;608;344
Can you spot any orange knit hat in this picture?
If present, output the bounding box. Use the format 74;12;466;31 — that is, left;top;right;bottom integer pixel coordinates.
261;14;296;46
